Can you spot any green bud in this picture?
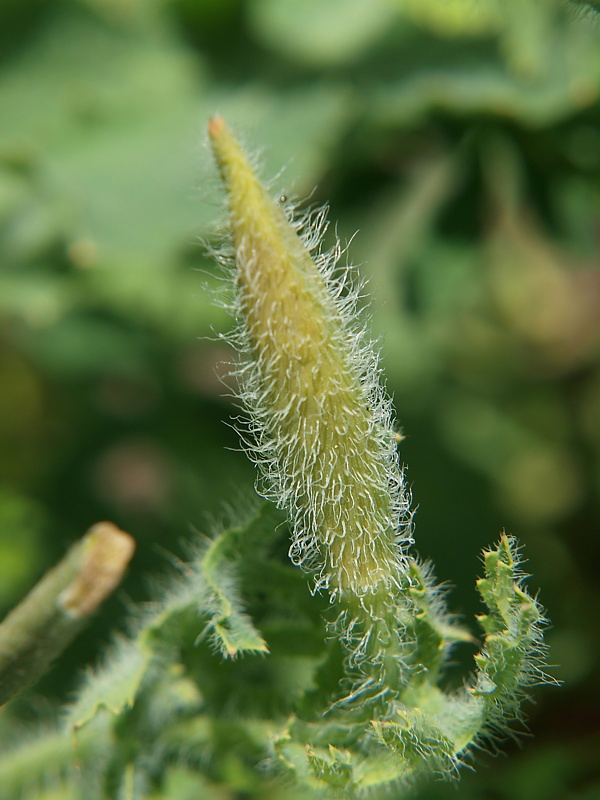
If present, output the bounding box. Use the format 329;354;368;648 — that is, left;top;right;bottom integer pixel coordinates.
208;117;412;605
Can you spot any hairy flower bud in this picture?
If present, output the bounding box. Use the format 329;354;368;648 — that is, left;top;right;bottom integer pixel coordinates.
208;117;412;604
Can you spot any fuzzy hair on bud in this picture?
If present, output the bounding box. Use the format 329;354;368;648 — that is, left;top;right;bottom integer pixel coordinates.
208;117;413;605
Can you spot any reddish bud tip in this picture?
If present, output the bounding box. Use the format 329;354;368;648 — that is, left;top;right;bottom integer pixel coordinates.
208;115;225;139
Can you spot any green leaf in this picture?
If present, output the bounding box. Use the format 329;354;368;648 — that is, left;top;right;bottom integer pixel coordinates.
404;560;474;680
248;0;398;67
472;534;550;719
66;505;275;732
371;27;600;127
0;717;109;800
68;639;150;730
0;9;207;268
193;519;270;658
372;706;455;772
395;0;502;37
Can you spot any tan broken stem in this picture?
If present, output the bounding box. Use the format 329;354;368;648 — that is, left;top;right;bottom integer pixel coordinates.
0;522;135;706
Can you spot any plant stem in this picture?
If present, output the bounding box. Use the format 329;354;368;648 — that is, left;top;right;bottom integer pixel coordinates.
0;522;135;706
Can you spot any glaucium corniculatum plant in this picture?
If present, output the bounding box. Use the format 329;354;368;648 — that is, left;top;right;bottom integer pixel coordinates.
0;118;554;800
207;116;552;794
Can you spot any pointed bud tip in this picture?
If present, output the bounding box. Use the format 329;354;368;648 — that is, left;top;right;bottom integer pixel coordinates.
208;115;226;140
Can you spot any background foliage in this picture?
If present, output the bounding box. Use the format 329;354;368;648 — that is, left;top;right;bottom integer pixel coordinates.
1;0;599;797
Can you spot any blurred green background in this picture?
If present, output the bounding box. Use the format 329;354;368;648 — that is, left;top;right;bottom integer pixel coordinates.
1;0;599;797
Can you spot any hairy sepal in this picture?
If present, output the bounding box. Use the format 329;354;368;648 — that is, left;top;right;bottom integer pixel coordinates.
208;116;412;613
